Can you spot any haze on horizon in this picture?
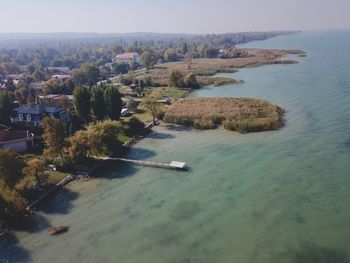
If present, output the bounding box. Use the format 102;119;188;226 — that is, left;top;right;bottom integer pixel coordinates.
0;0;350;34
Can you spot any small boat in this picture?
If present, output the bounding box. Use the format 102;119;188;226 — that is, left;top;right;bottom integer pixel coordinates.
48;226;69;235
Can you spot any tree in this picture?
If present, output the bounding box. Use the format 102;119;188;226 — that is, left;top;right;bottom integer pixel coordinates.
169;69;185;87
140;51;154;69
184;73;200;89
91;86;106;120
112;62;129;74
67;130;91;163
72;63;100;87
32;68;47;81
43;78;62;95
23;158;46;188
0;148;25;189
0;92;13;124
205;46;219;58
87;120;123;155
182;42;188;55
164;48;179;62
126;97;139;112
104;86;122;120
142;91;163;125
42;117;66;158
73;86;91;122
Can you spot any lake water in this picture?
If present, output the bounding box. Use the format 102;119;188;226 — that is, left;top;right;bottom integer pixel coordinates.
2;31;350;263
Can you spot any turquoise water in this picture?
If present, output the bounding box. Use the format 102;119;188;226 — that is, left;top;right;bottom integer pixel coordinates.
2;31;350;262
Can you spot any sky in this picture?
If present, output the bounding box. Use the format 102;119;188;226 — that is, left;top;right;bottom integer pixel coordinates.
0;0;350;34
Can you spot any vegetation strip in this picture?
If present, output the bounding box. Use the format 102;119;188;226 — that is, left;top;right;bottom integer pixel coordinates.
164;98;285;133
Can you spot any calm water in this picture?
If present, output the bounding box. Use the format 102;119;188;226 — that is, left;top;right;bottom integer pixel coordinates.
2;31;350;263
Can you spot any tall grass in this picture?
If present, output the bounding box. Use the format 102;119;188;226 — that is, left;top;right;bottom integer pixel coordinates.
164;98;285;133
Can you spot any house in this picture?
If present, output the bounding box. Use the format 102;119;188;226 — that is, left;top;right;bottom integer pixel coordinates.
38;94;74;108
52;74;71;82
112;52;140;64
1;78;19;92
11;104;69;127
48;67;70;73
0;125;34;153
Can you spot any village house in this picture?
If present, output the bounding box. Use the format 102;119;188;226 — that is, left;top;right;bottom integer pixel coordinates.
52;74;71;83
0;125;34;153
48;67;70;73
112;52;140;64
11;104;70;127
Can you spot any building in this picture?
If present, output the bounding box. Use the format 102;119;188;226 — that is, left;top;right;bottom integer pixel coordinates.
52;74;71;82
11;104;69;127
38;94;74;108
48;67;70;73
0;125;34;153
112;52;140;64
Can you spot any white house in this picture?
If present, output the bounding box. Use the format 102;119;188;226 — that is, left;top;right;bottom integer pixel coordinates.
112;52;140;64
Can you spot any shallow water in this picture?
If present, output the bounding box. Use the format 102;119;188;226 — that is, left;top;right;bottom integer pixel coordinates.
2;31;350;263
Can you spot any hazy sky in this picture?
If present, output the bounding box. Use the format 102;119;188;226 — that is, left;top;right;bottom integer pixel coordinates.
0;0;349;33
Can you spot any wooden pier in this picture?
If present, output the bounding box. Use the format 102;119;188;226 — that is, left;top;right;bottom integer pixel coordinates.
96;157;188;171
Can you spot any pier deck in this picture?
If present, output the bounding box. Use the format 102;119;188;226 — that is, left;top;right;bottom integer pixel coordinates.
97;157;188;171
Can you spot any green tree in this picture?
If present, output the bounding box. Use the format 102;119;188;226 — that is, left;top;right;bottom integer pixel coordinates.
91;86;106;120
73;86;91;122
104;86;122;120
126;97;139;112
0;92;13;124
23;158;46;188
182;42;188;54
32;68;47;81
72;63;100;87
169;69;185;87
0;148;25;189
184;73;200;89
87;120;123;155
112;62;129;74
140;51;154;69
164;48;179;62
205;46;219;58
42;117;66;158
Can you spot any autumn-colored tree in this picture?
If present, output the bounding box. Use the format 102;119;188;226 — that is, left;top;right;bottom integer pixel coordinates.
142;91;163;124
42;117;66;158
23;158;46;188
67;130;91;163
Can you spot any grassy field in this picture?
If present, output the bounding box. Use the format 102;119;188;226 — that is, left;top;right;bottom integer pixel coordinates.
147;48;303;87
164;97;285;133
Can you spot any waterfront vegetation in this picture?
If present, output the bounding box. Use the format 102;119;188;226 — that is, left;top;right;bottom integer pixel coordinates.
164;98;285;133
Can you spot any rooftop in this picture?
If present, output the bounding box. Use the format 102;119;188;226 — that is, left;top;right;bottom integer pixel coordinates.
115;52;139;59
13;104;65;115
0;126;30;143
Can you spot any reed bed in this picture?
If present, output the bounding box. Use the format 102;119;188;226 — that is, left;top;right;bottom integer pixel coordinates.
164;97;285;133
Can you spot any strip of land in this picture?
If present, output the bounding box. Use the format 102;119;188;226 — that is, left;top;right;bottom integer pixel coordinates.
145;48;304;87
164;97;285;133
